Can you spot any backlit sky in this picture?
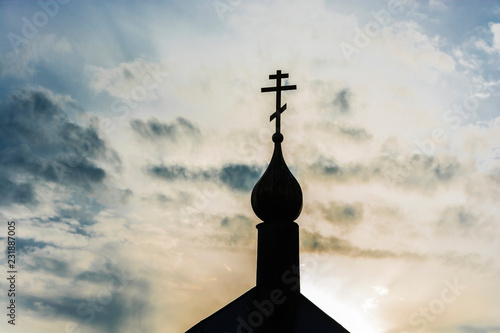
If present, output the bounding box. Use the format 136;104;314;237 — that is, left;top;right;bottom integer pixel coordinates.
1;0;500;332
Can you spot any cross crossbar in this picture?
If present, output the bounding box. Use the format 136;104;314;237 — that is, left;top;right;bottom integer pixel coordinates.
261;70;297;135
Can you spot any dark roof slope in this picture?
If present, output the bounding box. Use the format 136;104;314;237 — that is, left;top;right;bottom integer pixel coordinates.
186;287;350;332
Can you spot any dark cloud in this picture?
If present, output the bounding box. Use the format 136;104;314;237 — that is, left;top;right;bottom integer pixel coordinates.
0;87;117;205
338;125;372;141
19;295;89;321
34;157;105;189
6;237;52;255
55;197;104;227
123;68;134;79
333;88;351;112
311;153;463;193
19;257;150;332
176;117;199;133
131;117;200;141
25;256;70;276
0;175;37;206
75;270;115;284
59;122;106;158
0;145;47;180
219;214;254;246
310;157;379;181
434;204;495;241
0;89;64;146
19;291;150;333
311;158;341;176
320;201;363;226
4;187;106;239
64;161;106;185
150;165;191;180
148;163;262;192
156;193;172;203
301;230;424;260
219;164;262;191
433;157;460;181
383;154;463;189
442;205;475;227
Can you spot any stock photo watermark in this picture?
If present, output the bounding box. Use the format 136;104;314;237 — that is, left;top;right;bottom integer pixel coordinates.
232;255;325;332
56;267;135;333
5;221;17;326
235;289;287;332
407;278;466;332
7;0;71;53
384;79;498;187
212;0;244;22
339;0;405;62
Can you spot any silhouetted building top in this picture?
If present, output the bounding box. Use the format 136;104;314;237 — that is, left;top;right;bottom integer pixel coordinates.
186;70;350;333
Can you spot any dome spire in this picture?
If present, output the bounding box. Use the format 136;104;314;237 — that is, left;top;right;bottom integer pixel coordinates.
251;70;303;223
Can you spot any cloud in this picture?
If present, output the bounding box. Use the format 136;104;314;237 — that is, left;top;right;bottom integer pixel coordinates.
309;156;381;182
436;251;493;271
320;201;364;227
0;86;118;198
219;164;262;191
19;291;150;333
308;152;463;191
435;202;497;243
130;117;200;141
490;23;500;50
337;124;372;141
0;34;73;78
13;243;152;332
55;200;103;227
333;88;351;112
475;22;500;54
59;122;107;158
25;256;70;276
75;270;116;284
218;214;254;246
148;163;263;192
5;237;52;255
386;154;464;190
301;229;425;260
440;205;475;228
148;165;211;181
87;59;169;99
433;157;460;180
0;176;37;206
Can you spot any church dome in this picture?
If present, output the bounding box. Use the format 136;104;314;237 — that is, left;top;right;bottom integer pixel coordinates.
251;133;303;222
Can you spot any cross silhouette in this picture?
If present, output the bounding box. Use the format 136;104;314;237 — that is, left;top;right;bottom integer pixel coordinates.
261;70;297;134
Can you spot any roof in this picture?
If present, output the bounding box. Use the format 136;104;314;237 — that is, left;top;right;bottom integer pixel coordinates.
186;286;350;332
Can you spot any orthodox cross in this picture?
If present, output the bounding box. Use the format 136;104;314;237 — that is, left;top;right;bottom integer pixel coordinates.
261;70;297;135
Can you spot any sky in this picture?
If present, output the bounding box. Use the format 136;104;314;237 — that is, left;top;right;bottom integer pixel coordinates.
0;0;499;332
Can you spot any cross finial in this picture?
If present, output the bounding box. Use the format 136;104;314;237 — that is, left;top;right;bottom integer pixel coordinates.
261;70;297;138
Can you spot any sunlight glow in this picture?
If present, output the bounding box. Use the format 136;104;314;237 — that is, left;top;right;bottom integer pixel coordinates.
303;283;383;333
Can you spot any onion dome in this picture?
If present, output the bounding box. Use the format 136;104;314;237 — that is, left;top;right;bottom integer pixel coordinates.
251;133;303;222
